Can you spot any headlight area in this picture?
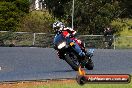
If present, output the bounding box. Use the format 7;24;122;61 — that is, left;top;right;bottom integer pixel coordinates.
57;42;66;49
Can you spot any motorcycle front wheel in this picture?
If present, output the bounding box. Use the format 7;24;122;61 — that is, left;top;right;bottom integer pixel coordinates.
64;52;79;71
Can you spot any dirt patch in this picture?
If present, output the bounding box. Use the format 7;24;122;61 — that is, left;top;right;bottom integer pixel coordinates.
0;79;76;88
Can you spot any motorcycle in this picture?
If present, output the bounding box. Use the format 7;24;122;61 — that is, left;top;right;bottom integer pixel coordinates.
53;31;94;71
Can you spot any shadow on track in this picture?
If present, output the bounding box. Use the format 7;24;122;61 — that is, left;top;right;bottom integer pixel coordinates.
52;69;75;73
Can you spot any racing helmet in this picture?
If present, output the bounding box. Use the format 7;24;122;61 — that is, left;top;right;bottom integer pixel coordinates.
53;21;65;32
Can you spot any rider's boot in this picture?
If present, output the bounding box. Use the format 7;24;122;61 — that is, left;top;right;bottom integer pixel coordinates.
86;52;93;58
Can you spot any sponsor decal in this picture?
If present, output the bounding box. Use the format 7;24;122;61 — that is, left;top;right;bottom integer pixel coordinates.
76;66;131;85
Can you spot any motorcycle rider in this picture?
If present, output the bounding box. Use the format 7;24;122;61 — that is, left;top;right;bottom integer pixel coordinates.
53;21;92;66
53;21;85;59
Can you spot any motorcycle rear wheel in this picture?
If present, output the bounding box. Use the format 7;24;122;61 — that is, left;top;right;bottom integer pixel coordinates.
85;57;94;70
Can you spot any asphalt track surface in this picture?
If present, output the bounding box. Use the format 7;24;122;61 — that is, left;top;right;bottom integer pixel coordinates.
0;47;132;82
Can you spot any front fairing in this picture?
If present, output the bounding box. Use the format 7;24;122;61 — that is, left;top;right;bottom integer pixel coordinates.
53;33;83;58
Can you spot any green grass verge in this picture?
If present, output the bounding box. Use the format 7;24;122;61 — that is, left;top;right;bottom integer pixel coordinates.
112;19;132;49
30;81;132;88
115;36;132;49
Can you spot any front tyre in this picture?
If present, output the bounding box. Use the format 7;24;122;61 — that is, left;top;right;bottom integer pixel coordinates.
64;52;79;71
76;75;86;85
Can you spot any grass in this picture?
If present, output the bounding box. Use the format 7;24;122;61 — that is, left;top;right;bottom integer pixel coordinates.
0;79;131;88
111;18;132;49
115;36;132;49
32;81;132;88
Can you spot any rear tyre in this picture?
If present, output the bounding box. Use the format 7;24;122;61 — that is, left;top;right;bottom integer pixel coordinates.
64;52;79;71
85;58;94;70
